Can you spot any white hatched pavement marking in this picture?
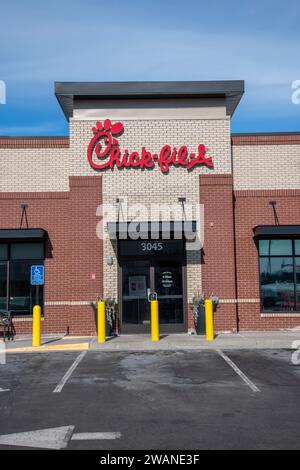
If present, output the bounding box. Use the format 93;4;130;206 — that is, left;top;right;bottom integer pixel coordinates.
0;427;121;449
53;351;87;393
217;349;260;393
0;426;75;450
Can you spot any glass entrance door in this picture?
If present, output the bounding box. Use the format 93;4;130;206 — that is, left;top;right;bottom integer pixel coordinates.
155;260;184;327
119;240;186;334
121;259;151;333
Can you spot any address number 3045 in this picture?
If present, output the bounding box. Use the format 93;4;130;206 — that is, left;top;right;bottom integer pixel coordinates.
141;242;163;252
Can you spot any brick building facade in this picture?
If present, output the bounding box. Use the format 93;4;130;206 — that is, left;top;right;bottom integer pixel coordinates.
0;81;299;335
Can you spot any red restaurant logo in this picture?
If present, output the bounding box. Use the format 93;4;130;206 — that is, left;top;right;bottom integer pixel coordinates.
87;120;213;173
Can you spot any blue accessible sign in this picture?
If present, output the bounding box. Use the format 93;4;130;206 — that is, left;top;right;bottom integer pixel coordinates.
31;266;45;286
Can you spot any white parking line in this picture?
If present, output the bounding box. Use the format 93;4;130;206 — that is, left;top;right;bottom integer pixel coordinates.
0;388;10;393
53;351;87;393
217;349;260;393
71;432;121;441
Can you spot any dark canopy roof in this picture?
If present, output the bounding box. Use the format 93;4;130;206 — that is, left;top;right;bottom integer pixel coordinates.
107;221;197;239
55;80;244;120
253;225;300;237
0;229;46;241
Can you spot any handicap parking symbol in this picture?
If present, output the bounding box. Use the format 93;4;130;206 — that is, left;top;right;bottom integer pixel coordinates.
31;266;45;286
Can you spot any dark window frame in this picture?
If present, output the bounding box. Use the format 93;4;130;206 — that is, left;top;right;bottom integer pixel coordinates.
258;238;300;313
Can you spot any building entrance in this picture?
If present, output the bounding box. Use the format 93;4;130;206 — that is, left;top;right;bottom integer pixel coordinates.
119;239;186;334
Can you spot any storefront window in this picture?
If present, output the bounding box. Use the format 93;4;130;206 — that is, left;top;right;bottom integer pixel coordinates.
10;243;44;260
259;239;300;312
0;244;8;260
296;258;300;311
0;242;44;315
0;263;7;310
259;239;292;256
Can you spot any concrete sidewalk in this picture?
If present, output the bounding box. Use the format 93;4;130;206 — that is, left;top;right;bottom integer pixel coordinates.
90;330;300;351
2;330;300;353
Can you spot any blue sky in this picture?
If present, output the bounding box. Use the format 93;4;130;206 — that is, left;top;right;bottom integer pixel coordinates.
0;0;300;135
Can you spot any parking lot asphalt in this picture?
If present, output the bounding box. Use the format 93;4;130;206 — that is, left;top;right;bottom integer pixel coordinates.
0;349;300;450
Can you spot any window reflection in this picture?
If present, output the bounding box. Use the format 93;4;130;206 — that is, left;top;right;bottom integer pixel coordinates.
296;258;300;310
259;239;292;256
0;244;8;260
260;257;295;311
0;263;7;310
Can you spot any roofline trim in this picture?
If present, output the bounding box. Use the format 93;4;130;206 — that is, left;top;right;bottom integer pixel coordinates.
232;133;300;146
55;80;244;121
232;131;300;137
0;137;69;149
253;225;300;237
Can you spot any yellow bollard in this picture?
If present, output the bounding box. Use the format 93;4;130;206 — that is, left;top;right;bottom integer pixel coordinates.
32;305;41;347
151;300;160;342
205;299;214;341
97;300;106;343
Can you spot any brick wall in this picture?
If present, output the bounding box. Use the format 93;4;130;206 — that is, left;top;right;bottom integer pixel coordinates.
234;189;300;330
0;140;70;192
0;176;103;335
2;128;300;334
232;139;300;190
232;137;300;330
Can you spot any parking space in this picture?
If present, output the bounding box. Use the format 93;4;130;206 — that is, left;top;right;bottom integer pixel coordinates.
0;351;86;393
0;349;300;449
223;349;300;389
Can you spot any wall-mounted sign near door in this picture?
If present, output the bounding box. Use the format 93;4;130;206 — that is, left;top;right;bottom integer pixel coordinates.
87;119;213;173
161;271;173;289
119;240;184;257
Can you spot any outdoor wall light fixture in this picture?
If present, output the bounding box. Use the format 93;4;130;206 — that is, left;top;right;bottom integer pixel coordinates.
116;197;125;222
269;200;280;226
178;197;187;220
106;256;113;266
20;203;29;229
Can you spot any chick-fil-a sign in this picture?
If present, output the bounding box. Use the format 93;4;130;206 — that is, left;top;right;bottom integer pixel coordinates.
87;120;213;173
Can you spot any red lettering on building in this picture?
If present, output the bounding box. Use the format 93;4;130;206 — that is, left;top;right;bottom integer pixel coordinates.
87;120;213;173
